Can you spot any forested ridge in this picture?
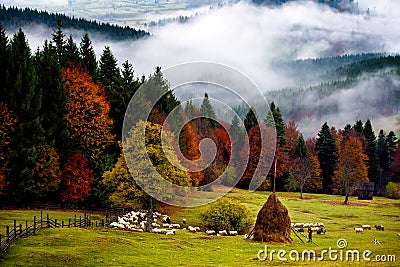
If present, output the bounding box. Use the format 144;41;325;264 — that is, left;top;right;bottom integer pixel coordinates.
1;19;400;209
0;5;149;40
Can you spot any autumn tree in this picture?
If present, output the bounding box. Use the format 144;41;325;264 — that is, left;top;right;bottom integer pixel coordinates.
60;153;94;203
288;135;322;198
62;65;114;158
31;144;61;199
109;121;191;207
0;102;17;193
285;118;300;156
334;136;369;204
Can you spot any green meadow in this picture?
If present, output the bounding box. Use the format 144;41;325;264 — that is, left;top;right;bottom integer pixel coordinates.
1;189;399;266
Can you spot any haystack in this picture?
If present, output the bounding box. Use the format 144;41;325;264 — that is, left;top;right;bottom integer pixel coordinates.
253;193;291;243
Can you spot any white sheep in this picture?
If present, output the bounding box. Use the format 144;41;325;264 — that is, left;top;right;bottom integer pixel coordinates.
171;223;181;229
354;227;364;233
162;223;171;228
188;226;197;233
228;230;238;236
166;229;175;235
206;230;216;235
218;230;228;236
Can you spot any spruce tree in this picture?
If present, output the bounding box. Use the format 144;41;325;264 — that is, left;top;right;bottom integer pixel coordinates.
98;46;120;91
7;29;45;202
35;40;65;147
64;35;80;65
269;102;286;146
294;134;308;158
244;107;258;132
0;23;9;100
200;92;217;129
51;17;66;66
315;122;337;193
363;119;380;190
79;32;97;77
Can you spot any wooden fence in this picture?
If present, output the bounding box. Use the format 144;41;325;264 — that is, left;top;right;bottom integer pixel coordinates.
0;209;128;257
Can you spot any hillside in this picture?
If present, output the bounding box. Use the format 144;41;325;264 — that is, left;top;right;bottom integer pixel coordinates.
267;54;400;136
0;5;149;40
251;0;358;12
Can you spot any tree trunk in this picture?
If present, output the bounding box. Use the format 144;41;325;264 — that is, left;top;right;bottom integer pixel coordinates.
300;185;303;199
344;178;349;205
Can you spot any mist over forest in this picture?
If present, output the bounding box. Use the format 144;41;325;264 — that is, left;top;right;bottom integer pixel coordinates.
2;0;400;136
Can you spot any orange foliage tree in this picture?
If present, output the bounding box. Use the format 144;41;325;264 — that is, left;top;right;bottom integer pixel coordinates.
62;66;114;158
60;153;94;203
334;135;369;204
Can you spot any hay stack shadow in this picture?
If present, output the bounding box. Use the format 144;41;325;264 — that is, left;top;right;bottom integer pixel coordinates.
253;193;291;243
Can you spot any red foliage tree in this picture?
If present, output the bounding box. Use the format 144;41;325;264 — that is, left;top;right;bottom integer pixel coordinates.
0;102;17;192
60;153;94;203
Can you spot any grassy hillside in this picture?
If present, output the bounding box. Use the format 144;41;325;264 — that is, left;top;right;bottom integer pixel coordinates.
1;189;399;266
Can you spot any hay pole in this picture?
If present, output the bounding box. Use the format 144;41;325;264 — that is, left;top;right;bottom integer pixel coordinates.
245;227;255;239
295;228;319;247
290;227;305;243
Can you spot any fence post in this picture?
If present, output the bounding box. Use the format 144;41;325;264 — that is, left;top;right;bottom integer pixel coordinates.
62;220;64;228
26;221;28;237
33;216;36;235
74;215;76;227
13;220;17;235
79;216;82;228
47;214;50;228
84;214;86;227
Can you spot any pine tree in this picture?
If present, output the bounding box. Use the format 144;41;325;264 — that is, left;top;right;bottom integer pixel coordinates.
363;119;380;191
0;23;9;100
200;92;217;129
64;35;80;65
112;60;140;139
98;46;120;90
51;17;66;66
268;102;286;146
6;29;45;202
315;122;338;193
244;107;258;132
35;40;65;147
184;99;195;118
79;32;97;77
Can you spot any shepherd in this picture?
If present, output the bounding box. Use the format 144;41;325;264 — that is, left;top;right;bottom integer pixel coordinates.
308;227;312;242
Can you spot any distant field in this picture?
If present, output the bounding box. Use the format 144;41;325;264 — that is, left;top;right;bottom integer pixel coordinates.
1;189;399;266
3;0;224;27
372;114;400;135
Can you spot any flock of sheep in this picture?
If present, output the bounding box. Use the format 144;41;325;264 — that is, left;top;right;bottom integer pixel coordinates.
108;210;238;236
292;222;326;234
354;224;385;233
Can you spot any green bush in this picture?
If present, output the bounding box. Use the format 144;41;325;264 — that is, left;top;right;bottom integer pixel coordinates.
201;198;252;234
386;182;400;199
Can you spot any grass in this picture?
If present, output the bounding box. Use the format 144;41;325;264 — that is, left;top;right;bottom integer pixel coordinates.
0;190;399;266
